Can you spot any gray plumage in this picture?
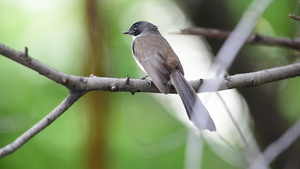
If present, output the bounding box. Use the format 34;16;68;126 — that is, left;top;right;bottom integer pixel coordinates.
124;21;216;131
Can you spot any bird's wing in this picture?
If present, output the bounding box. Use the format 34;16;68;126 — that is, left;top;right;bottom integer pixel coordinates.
133;34;178;94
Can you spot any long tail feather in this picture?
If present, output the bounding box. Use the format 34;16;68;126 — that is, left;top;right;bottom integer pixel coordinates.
170;69;216;131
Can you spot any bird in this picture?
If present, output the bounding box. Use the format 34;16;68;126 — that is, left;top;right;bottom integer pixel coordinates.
123;21;216;131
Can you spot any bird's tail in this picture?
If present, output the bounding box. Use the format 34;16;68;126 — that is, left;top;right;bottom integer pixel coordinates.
170;69;216;131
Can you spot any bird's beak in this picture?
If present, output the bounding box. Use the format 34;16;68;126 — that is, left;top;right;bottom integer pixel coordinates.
123;30;131;35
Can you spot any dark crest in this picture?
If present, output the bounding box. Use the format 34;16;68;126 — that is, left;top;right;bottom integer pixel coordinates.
123;21;160;36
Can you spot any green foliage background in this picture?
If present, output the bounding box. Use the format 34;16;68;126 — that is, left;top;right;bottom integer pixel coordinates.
0;0;299;169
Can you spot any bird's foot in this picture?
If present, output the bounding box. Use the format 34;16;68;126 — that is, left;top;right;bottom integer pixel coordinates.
140;74;149;80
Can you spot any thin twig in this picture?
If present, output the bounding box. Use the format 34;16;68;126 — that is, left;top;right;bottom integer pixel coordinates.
216;93;262;165
248;118;300;169
125;75;130;85
216;93;249;150
289;14;300;21
0;91;85;158
179;27;300;51
197;0;273;93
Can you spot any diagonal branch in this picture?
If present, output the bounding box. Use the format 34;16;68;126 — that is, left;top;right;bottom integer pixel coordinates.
197;0;273;97
248;118;300;169
0;91;85;158
179;27;300;51
0;44;69;86
289;14;300;21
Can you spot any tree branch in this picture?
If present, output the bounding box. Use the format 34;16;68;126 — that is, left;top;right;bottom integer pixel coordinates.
1;41;300;158
1;43;299;95
198;63;300;92
248;118;300;169
0;91;85;158
289;14;300;21
179;27;300;51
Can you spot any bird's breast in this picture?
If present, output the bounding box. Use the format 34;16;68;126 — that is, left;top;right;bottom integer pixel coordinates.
131;41;146;73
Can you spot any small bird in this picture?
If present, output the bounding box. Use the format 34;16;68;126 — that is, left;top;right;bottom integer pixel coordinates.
124;21;216;131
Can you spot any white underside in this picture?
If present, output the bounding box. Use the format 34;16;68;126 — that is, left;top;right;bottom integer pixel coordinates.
131;35;146;73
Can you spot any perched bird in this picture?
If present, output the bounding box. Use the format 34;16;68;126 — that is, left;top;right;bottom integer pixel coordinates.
124;21;216;131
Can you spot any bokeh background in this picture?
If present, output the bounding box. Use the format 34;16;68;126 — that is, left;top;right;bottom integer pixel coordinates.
0;0;299;169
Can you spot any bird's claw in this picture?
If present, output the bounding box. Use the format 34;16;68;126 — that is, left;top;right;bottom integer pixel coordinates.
140;75;151;88
140;75;149;80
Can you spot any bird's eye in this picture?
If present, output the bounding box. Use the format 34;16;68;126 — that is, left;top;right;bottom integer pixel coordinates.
133;26;137;31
